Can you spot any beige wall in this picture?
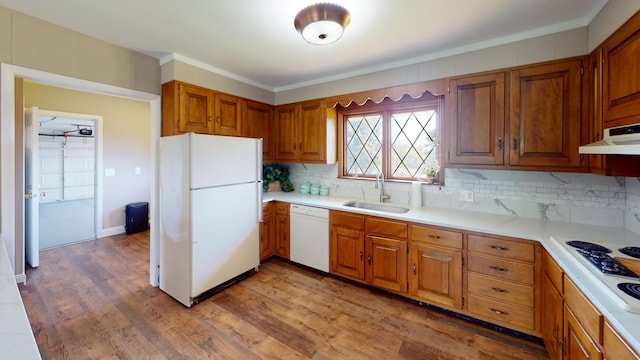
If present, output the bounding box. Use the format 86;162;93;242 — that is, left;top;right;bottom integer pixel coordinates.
23;82;152;231
588;0;640;51
0;6;161;95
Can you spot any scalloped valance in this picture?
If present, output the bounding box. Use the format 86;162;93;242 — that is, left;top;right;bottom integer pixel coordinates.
325;79;446;108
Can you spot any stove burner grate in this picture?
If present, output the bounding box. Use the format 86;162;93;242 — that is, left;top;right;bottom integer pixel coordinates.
618;283;640;300
566;240;611;253
577;249;639;278
619;246;640;259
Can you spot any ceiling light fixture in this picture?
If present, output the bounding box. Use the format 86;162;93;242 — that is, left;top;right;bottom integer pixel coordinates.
294;3;351;45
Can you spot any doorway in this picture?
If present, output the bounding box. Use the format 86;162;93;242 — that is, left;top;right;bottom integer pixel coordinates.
35;110;102;250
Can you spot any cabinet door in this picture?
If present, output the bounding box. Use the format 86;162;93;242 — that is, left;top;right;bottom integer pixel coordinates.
214;93;243;136
260;203;275;261
367;235;407;293
274;103;298;160
602;11;640;128
409;242;462;308
178;83;214;134
541;273;564;360
509;60;583;168
298;99;327;162
603;321;640;360
330;225;365;281
447;72;505;165
588;48;605;173
564;304;603;360
244;100;273;160
274;203;290;259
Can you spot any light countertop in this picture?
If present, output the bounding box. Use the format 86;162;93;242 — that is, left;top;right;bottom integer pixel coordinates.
0;238;41;359
265;191;640;352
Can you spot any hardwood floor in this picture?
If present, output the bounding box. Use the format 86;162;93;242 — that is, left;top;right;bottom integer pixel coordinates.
19;232;549;359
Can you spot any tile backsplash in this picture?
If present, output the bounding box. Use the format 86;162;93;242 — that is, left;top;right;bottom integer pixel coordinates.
280;162;640;233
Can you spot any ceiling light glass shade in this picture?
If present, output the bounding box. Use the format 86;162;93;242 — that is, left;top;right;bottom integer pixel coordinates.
294;3;351;45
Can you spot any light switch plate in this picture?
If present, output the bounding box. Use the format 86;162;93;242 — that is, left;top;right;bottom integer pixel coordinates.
105;168;115;177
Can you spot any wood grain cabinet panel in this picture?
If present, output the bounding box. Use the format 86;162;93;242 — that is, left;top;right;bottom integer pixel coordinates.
260;202;275;261
244;100;274;161
467;254;534;284
367;235;407;293
467;294;535;331
564;304;603;360
214;93;243;136
602;11;640;128
409;241;462;309
541;271;564;360
564;276;602;345
509;59;583;168
330;211;366;281
274;202;290;259
447;72;506;166
603;321;640;360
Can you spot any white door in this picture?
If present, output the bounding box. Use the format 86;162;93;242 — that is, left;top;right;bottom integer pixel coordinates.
24;106;40;268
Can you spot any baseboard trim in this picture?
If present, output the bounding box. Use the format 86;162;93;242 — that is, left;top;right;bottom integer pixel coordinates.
99;226;125;238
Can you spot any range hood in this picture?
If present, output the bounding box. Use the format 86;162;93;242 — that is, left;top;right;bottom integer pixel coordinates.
579;124;640;155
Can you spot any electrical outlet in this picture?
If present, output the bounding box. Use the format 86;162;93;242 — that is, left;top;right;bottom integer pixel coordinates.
461;190;474;202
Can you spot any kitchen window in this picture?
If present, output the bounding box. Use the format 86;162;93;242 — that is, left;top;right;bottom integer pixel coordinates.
338;93;443;183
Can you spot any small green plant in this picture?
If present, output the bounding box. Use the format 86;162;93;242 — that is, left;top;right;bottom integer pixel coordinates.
263;164;294;192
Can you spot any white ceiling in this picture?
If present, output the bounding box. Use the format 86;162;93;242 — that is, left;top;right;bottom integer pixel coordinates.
0;0;609;92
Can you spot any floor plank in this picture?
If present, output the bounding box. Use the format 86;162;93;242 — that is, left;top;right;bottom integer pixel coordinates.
19;232;549;359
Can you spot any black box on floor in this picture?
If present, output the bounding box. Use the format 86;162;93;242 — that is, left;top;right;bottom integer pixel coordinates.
125;202;149;234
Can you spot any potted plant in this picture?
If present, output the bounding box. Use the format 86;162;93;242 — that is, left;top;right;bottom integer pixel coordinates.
263;164;294;192
425;164;439;184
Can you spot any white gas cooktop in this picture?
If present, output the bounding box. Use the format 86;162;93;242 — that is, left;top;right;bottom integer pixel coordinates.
551;236;640;314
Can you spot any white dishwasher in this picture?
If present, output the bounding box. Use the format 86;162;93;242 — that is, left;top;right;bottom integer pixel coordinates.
290;203;330;272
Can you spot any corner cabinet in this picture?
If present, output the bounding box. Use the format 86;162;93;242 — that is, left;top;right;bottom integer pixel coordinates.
161;80;244;137
274;99;337;163
260;202;275;261
274;202;290;259
244;100;274;161
446;58;586;172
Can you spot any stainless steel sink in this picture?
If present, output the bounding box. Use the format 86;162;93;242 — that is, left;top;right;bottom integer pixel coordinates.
343;200;410;214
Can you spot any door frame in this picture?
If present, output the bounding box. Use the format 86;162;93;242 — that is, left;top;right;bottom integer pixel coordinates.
1;63;161;286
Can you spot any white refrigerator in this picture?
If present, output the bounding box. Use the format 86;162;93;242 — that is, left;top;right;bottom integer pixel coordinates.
159;133;262;307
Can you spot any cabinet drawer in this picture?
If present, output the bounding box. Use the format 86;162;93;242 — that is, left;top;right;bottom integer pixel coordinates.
366;217;407;239
330;211;365;230
468;235;535;262
564;276;602;344
542;250;563;293
410;225;462;249
467;294;535;331
467;272;534;307
262;202;274;216
467;254;534;284
275;201;289;215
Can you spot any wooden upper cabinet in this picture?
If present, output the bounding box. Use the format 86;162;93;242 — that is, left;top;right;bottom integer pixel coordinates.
214;93;243;136
588;48;605;173
274;103;298;161
298;99;327;161
244;100;274;161
602;11;640;128
273;99;335;163
447;72;506;166
162;81;213;136
509;59;584;168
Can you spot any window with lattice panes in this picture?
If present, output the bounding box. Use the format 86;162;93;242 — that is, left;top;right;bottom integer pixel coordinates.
339;95;442;183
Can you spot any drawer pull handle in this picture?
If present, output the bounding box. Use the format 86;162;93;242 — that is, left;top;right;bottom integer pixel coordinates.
428;235;442;239
491;287;508;293
360;251;363;261
367;255;371;265
489;308;509;316
413;263;417;275
488;265;509;272
488;245;509;251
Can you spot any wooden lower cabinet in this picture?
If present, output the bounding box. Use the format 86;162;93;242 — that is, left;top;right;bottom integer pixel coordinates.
274;202;290;259
408;224;463;309
603;321;640;360
260;202;275;261
564;304;603;360
466;234;539;335
329;212;407;293
541;272;564;360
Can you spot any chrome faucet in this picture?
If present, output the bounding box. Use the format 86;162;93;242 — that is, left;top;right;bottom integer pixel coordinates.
375;172;390;203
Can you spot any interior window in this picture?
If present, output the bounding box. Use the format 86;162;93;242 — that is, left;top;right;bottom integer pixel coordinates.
339;94;442;183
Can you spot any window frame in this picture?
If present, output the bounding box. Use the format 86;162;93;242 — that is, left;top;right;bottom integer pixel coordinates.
337;93;444;184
